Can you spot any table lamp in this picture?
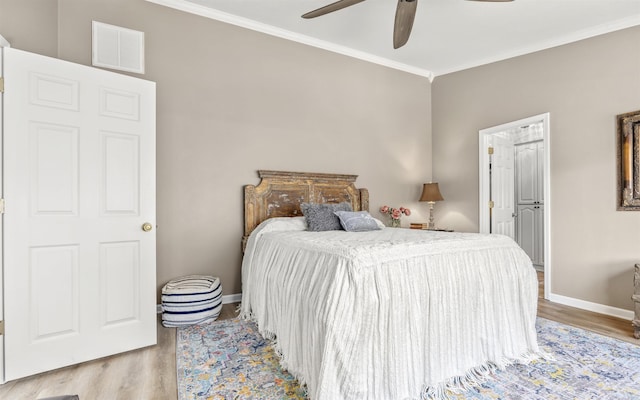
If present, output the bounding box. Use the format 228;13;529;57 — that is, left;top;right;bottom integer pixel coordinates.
419;182;444;229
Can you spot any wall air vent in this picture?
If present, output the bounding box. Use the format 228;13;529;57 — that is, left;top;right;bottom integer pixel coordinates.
92;21;144;74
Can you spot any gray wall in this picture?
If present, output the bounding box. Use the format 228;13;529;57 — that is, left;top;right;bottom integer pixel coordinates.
432;26;640;311
0;0;58;58
1;0;433;298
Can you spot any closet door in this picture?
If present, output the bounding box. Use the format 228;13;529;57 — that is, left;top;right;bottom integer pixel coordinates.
2;47;157;381
517;204;543;266
536;142;544;204
535;205;544;265
515;140;544;267
516;141;543;205
516;143;538;204
517;204;537;262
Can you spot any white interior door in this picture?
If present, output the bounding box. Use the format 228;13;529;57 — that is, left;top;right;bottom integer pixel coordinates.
490;135;515;239
2;47;157;381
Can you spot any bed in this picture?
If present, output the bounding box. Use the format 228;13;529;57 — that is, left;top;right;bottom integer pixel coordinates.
240;170;541;400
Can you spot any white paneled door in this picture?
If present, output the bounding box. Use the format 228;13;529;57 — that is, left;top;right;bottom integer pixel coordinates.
515;140;544;267
490;135;515;239
2;47;156;381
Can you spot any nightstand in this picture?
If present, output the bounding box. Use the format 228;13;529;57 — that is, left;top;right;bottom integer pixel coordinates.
409;223;453;232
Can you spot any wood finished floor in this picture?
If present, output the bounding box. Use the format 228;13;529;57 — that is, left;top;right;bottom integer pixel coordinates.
1;274;637;400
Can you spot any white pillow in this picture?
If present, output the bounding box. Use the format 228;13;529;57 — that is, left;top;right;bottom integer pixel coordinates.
258;216;307;232
373;217;386;229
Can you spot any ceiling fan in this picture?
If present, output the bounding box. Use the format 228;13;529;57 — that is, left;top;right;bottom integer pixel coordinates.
302;0;514;49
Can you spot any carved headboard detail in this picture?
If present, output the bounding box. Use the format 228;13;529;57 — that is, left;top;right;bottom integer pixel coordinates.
243;170;369;250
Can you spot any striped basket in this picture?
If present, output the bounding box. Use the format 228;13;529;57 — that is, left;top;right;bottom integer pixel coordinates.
161;275;222;328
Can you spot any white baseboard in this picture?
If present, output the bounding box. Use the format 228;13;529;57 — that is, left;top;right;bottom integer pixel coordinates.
222;293;242;304
156;293;242;314
547;293;634;321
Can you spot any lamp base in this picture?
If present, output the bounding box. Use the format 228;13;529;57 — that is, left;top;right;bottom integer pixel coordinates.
427;202;436;230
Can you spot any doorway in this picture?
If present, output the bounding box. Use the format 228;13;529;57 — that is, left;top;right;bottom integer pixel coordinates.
478;113;551;300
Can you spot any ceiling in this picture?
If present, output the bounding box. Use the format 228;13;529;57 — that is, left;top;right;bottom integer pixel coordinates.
147;0;640;79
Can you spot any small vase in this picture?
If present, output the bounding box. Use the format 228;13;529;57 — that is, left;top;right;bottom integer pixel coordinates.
391;218;401;228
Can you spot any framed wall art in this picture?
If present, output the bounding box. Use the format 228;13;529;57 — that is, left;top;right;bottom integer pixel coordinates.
617;110;640;210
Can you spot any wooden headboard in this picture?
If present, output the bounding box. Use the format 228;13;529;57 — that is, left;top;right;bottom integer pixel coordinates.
243;170;369;249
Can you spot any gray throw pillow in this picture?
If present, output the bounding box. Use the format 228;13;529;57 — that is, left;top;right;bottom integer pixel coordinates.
334;211;382;232
300;202;352;231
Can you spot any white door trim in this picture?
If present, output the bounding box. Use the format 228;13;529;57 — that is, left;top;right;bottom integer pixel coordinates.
478;113;551;300
0;43;5;384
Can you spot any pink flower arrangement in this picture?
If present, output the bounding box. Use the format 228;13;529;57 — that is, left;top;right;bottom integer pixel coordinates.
380;205;411;227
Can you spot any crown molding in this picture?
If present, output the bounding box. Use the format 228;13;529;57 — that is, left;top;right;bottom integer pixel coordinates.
145;0;434;80
432;13;640;77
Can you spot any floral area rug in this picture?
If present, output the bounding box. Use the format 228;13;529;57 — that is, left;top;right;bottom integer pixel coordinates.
176;318;305;400
176;317;640;400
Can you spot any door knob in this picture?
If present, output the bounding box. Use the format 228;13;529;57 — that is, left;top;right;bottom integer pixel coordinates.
141;222;153;232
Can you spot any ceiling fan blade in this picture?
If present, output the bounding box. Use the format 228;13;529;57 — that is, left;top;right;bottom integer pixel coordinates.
393;0;418;49
302;0;366;19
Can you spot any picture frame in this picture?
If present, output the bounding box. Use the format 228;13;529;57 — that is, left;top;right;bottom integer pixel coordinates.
617;110;640;210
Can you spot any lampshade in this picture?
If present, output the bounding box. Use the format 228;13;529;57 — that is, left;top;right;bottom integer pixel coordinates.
419;183;444;202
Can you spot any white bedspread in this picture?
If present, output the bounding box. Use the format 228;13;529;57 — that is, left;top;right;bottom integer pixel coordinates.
240;217;541;400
